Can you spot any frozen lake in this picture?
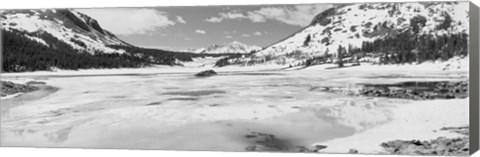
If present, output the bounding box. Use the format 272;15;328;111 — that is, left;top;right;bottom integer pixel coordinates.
0;64;469;153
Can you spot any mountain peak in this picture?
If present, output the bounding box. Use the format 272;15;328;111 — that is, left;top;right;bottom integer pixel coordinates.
195;41;261;54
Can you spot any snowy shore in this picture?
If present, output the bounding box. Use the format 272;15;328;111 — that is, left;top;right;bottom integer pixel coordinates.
315;98;469;154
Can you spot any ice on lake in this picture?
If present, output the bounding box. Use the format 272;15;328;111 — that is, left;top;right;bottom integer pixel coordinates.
0;65;469;152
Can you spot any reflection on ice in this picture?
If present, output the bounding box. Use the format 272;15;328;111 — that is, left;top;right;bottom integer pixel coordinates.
0;66;469;152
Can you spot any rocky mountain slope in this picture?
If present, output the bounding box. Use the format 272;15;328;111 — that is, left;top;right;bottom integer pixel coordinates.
1;9;195;72
218;2;469;67
1;9;129;54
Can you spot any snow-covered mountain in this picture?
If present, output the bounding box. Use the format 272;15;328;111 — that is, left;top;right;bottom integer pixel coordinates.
1;9;129;54
196;41;262;54
225;2;469;67
1;9;197;72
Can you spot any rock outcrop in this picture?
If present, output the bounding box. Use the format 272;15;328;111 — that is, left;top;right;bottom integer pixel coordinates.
381;126;469;155
195;70;218;77
1;81;39;97
360;81;468;100
381;137;469;155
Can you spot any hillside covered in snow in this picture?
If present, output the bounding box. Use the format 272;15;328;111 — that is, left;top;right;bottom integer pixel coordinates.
1;9;202;72
1;9;130;54
217;2;470;67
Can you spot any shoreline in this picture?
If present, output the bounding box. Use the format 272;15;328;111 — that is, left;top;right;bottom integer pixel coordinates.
313;98;469;154
0;56;468;77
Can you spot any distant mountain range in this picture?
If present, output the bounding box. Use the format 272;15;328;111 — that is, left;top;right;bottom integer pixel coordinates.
174;41;261;54
194;41;262;54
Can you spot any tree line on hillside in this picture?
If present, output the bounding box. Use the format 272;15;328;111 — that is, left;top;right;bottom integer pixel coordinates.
356;32;468;64
1;30;242;72
346;13;466;65
2;30;155;72
301;31;468;68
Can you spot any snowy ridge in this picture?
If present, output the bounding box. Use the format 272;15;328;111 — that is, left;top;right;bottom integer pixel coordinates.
248;2;469;66
1;9;129;54
197;41;262;54
24;34;49;46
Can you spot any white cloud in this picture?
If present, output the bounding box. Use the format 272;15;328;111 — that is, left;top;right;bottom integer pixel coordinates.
205;12;245;23
203;4;333;26
225;36;233;39
205;17;222;23
78;8;178;36
223;30;238;34
176;16;187;24
241;34;251;37
276;5;332;26
253;31;263;36
246;12;266;22
195;29;206;34
219;12;245;19
248;4;334;26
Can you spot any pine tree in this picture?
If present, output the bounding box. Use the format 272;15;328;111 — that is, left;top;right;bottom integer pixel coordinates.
303;34;311;47
337;45;344;68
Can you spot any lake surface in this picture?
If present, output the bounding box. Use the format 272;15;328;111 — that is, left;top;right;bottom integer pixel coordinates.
0;69;467;151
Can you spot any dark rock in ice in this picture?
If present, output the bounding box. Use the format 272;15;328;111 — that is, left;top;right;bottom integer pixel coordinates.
1;81;39;97
245;134;257;138
309;145;328;151
145;102;162;106
359;81;468;100
195;69;217;77
348;149;358;154
26;81;47;85
209;104;221;107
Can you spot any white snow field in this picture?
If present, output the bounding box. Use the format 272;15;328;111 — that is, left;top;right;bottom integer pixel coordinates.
0;59;469;153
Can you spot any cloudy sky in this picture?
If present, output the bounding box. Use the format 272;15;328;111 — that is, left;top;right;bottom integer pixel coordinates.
78;4;333;50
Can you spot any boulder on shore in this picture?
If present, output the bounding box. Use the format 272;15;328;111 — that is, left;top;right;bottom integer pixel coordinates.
195;70;217;77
